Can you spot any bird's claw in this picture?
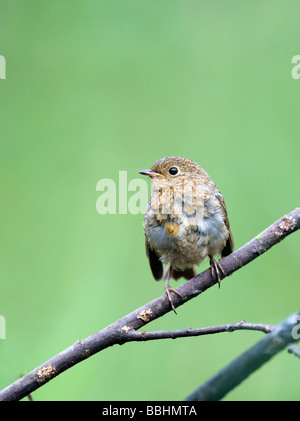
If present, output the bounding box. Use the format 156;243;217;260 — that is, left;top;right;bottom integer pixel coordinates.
209;256;225;288
164;283;183;314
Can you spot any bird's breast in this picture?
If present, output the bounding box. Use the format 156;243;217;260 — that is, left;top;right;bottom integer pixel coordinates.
144;205;228;269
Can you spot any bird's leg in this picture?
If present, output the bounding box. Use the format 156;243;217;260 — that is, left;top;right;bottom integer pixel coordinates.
209;256;225;288
164;266;183;314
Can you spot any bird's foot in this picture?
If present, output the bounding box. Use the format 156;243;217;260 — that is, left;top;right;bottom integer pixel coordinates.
164;278;183;314
209;256;225;288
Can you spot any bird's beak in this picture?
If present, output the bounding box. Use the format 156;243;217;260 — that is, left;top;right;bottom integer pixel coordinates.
138;169;164;178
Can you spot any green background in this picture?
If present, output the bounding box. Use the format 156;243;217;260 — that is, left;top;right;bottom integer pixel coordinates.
1;0;299;401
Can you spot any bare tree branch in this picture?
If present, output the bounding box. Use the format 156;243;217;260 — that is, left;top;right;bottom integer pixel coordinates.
0;208;299;401
184;311;300;401
122;321;275;342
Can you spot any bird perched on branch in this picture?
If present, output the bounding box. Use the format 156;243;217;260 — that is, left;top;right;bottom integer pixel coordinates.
139;156;234;313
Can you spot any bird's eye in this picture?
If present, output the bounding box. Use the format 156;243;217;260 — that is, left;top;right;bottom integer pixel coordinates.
169;167;179;175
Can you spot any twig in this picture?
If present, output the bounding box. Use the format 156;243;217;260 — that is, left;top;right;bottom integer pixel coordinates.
0;208;299;401
184;312;300;401
122;321;275;342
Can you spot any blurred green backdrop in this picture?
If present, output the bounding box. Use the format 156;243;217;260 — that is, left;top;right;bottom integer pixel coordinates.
0;0;299;401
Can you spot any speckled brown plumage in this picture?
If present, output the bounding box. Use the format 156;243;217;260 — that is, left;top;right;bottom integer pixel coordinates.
139;156;234;313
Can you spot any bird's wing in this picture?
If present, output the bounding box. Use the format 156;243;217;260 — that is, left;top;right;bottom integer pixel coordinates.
215;192;234;257
145;239;164;281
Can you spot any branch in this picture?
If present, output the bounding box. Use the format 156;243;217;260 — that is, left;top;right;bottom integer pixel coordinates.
122;321;275;342
0;208;299;401
184;311;300;401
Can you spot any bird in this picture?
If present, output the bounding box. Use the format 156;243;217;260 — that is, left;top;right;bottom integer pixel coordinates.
139;156;234;313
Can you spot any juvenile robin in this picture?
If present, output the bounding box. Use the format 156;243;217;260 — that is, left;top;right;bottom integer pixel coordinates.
139;156;234;313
